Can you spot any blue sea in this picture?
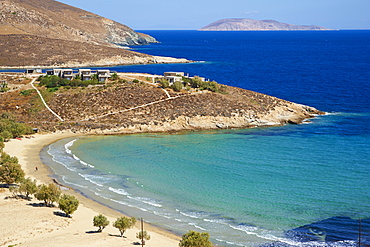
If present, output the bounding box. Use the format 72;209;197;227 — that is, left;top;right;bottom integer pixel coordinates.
41;30;370;246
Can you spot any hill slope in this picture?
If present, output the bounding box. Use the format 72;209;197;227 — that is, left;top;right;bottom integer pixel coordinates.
0;0;156;46
199;18;329;31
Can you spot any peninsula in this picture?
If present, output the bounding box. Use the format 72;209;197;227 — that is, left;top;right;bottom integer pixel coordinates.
0;71;323;134
199;18;330;31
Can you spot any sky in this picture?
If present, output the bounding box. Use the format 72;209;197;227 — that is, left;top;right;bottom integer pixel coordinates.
58;0;370;30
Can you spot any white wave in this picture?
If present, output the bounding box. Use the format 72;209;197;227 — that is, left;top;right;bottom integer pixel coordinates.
78;173;103;187
109;187;130;196
153;211;171;219
64;139;77;154
203;218;229;224
79;160;94;168
215;238;245;247
179;211;200;219
127;196;162;208
188;223;206;231
229;224;301;246
62;177;88;189
50;156;77;172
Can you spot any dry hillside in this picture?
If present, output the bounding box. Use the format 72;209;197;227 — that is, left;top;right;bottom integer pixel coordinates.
0;0;191;68
0;0;156;46
0;74;323;134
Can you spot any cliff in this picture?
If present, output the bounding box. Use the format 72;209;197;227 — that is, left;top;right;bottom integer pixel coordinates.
199;18;330;31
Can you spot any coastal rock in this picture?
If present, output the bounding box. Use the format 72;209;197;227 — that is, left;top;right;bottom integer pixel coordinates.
199;18;330;31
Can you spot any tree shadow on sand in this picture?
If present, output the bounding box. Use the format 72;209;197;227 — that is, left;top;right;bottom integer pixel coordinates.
53;211;70;218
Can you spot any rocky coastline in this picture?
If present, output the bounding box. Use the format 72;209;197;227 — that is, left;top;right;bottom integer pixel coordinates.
0;74;323;135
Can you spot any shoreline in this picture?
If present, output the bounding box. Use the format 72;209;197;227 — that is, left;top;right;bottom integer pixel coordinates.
1;131;180;246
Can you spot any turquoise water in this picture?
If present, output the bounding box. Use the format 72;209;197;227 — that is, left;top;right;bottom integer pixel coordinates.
40;31;370;246
42;113;370;246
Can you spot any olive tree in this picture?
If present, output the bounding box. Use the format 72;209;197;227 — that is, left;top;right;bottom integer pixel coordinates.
113;216;136;237
58;194;79;217
137;230;151;245
0;162;25;185
34;183;61;207
179;231;212;247
93;214;110;232
19;177;37;200
171;81;183;92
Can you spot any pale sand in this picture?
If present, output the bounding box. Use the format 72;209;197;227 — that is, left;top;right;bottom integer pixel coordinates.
1;132;180;247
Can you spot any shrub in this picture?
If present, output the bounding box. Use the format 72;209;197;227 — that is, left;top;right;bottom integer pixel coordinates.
137;230;151;245
113;216;136;237
93;214;110;232
171;81;183;92
18;177;37;200
179;231;212;247
58;194;79;217
0;162;25;185
158;78;169;88
34;183;61;207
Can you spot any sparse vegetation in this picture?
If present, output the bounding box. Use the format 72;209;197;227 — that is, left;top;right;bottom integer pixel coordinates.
179;231;212;247
0;161;25;185
0;112;33;140
58;194;79;217
137;230;151;245
171;81;183;92
93;214;110;232
113;216;136;237
37;75;104;88
34;183;61;207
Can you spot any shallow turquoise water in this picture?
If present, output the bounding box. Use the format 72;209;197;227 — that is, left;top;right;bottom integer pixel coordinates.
40;30;370;246
42;113;370;246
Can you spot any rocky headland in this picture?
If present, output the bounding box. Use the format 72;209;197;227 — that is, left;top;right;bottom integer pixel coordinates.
0;73;323;135
0;0;189;68
199;18;330;31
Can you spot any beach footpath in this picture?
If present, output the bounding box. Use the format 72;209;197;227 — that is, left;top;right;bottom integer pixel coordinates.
1;132;180;247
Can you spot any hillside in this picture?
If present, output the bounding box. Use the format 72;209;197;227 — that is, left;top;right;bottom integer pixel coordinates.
0;0;156;46
199;18;329;31
0;73;323;134
0;0;191;68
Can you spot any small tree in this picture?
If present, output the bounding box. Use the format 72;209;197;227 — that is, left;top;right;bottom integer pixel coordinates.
158;78;169;88
0;162;25;185
93;214;110;232
111;73;119;81
35;183;61;207
179;231;212;247
137;230;151;245
58;194;79;217
171;81;183;92
19;177;37;200
113;216;136;237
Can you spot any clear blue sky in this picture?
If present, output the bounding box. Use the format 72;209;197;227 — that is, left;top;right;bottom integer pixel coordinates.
58;0;370;30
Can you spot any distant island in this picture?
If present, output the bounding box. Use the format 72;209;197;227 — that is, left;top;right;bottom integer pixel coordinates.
199;18;330;31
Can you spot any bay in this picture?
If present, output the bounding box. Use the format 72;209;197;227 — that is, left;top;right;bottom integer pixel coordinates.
43;30;370;246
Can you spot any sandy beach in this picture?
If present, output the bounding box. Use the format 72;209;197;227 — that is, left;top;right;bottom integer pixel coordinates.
1;132;180;247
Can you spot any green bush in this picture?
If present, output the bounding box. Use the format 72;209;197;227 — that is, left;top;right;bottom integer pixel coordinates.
171;81;183;92
20;89;34;96
93;214;110;232
113;216;136;237
34;183;61;207
0;162;25;185
58;194;79;217
179;231;212;247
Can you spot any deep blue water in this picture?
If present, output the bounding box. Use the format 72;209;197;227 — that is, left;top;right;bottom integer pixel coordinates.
41;31;370;246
